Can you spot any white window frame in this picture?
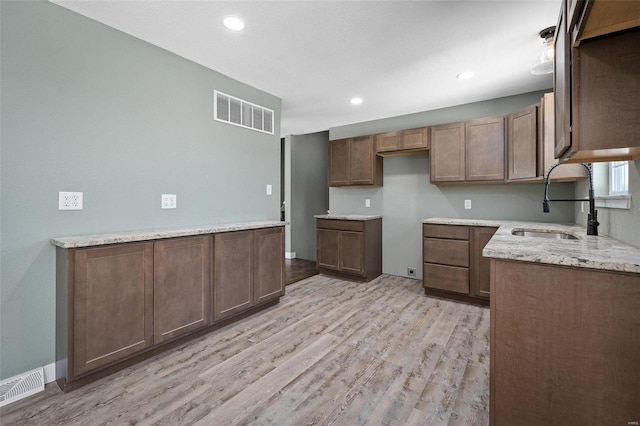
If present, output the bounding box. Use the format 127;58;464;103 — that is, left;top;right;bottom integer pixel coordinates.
608;161;629;195
594;161;631;209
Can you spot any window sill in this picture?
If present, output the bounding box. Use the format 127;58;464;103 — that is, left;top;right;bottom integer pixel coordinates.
595;195;631;210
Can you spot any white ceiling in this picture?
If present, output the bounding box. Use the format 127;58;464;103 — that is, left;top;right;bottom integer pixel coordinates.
50;0;561;137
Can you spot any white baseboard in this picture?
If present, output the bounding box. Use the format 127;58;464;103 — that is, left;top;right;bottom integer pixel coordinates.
285;252;296;259
43;363;56;384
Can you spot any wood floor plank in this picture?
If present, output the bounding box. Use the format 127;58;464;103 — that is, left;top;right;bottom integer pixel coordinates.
0;274;489;426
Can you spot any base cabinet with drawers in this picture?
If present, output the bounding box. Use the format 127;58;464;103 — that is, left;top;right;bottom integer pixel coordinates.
316;216;382;282
422;223;497;305
55;224;284;391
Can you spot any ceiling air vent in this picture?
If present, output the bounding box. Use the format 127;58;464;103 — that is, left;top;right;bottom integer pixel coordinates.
214;90;275;135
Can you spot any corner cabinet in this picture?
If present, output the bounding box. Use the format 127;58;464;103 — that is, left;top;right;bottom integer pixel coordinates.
422;223;497;306
329;136;383;187
55;223;284;392
316;217;382;282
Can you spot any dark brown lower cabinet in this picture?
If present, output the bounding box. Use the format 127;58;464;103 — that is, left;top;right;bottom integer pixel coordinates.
154;236;211;344
470;226;498;299
316;218;382;282
56;225;285;392
491;260;640;425
213;231;254;321
253;227;285;305
213;227;285;321
422;224;497;305
71;243;154;378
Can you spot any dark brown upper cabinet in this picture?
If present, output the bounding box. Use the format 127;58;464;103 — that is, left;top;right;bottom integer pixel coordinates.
329;136;383;187
507;105;538;181
465;116;505;182
430;122;466;183
376;127;429;156
555;0;640;163
430;117;505;184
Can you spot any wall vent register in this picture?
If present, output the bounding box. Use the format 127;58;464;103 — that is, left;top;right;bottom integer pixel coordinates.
214;90;274;135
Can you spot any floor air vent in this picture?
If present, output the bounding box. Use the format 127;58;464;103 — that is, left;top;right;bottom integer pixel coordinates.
0;367;44;408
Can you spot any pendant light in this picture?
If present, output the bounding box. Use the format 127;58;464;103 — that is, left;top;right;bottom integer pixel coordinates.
530;26;556;75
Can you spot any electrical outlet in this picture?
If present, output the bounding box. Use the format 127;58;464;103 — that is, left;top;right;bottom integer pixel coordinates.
407;267;416;277
464;199;472;210
266;184;272;195
365;199;371;208
59;192;83;210
161;194;177;209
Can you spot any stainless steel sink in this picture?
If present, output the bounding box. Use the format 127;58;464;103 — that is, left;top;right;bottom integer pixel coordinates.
511;229;579;240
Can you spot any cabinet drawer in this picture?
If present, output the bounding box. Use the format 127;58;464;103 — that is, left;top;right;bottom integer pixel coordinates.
423;238;469;267
317;219;364;232
423;224;469;240
423;263;469;295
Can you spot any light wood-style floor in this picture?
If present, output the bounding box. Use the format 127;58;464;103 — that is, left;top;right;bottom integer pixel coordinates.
1;274;490;425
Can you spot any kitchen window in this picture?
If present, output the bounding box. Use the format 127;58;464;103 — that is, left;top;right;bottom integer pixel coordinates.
609;161;628;195
594;161;631;209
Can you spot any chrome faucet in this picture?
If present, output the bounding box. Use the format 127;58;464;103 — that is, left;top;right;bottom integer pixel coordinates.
543;163;599;236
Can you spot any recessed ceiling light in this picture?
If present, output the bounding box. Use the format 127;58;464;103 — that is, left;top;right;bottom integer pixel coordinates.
223;16;245;31
350;97;363;105
456;71;475;80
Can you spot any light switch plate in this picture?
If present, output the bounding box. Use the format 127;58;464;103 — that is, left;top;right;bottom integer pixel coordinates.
59;192;83;210
161;194;177;209
266;184;272;195
365;199;371;208
464;199;472;210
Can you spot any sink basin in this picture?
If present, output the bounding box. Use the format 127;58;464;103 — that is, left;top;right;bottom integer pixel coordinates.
511;229;579;240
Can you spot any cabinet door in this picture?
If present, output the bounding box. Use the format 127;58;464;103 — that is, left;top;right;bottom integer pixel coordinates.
554;4;572;158
350;135;376;185
253;227;285;305
465;116;505;181
329;139;350;186
507;105;538;180
470;227;497;299
213;231;254;321
317;229;340;270
73;243;153;377
154;236;210;344
339;231;365;275
376;132;400;153
401;127;429;150
430;122;466;182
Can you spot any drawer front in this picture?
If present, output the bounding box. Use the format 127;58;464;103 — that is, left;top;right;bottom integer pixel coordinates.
423;224;469;240
317;219;365;232
423;238;469;267
423;263;470;295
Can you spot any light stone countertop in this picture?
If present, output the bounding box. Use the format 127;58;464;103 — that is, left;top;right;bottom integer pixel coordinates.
51;221;286;249
314;214;382;221
423;217;640;275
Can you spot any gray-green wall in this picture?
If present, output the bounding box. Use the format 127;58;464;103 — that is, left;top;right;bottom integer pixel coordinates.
0;1;281;379
574;160;640;248
289;132;329;261
329;92;576;278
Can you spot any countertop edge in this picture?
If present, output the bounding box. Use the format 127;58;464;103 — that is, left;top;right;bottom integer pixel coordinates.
314;214;382;221
51;221;286;249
